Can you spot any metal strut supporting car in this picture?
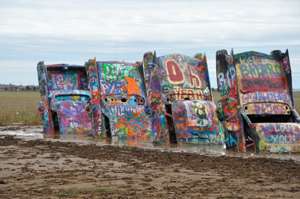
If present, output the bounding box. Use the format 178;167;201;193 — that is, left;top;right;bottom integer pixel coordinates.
143;52;225;146
216;49;300;152
85;59;153;145
37;62;99;138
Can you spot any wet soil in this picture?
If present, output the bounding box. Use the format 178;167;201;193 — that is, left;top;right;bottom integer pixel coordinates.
0;135;300;199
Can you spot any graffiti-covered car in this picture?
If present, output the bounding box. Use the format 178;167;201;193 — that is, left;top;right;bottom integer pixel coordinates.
216;49;300;152
37;62;98;138
85;59;153;144
143;52;225;146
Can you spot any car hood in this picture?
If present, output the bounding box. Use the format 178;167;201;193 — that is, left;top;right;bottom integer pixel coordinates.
171;100;224;144
55;100;92;134
172;100;217;128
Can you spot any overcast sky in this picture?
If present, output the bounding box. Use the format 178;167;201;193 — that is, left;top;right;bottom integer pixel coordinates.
0;0;300;88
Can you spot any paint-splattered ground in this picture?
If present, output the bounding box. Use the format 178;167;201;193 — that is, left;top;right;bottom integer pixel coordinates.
0;128;300;198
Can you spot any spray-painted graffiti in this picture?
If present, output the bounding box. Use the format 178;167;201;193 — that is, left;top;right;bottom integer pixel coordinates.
143;52;224;146
172;100;224;144
241;91;292;107
256;123;300;152
168;87;208;101
216;50;243;150
90;61;154;143
37;62;98;138
217;97;240;131
217;66;237;97
243;103;290;115
159;54;212;102
217;49;300;152
37;63;53;134
143;52;167;143
48;70;87;91
52;93;92;135
237;56;288;93
85;59;102;134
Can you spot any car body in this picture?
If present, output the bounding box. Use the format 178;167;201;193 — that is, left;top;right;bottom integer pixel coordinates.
143;52;225;146
216;49;300;152
85;59;153;145
37;62;98;138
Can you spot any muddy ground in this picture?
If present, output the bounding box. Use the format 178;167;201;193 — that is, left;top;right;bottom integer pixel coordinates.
0;135;300;198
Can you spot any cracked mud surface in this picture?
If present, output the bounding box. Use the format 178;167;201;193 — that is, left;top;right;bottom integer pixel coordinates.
0;135;299;199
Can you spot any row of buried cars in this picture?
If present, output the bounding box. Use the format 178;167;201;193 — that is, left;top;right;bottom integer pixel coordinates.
37;49;300;153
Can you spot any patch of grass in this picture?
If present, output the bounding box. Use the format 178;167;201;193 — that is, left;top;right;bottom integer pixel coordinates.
0;91;41;126
293;92;300;112
56;189;77;198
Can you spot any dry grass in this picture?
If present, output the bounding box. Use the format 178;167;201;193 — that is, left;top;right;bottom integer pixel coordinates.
293;91;300;112
0;91;299;126
0;91;41;126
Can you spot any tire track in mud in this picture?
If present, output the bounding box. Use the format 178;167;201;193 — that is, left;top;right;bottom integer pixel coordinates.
0;135;299;198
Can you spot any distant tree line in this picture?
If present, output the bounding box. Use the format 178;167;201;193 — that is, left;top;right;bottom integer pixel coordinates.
0;84;39;91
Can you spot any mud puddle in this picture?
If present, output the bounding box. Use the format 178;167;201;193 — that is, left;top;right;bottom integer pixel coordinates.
0;125;226;155
1;125;300;162
0;125;43;140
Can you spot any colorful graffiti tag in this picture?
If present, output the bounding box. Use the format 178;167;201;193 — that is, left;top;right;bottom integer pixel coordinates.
143;52;224;146
51;93;92;136
47;67;88;91
216;50;243;151
95;61;153;143
37;62;53;134
256;123;300;152
85;58;102;134
236;52;288;93
159;54;212;102
172;100;224;144
243;102;290;115
37;62;98;138
241;91;292;107
217;49;300;152
142;52;167;143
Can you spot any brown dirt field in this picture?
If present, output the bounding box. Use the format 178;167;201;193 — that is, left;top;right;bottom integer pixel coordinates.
0;135;299;199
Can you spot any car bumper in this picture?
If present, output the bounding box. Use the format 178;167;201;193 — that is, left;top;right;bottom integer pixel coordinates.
254;123;300;152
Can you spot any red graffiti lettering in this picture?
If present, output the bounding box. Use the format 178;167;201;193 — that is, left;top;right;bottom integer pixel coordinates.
166;60;184;84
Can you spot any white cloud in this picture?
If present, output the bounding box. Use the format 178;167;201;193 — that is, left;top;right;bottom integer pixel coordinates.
0;0;300;86
1;0;300;43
